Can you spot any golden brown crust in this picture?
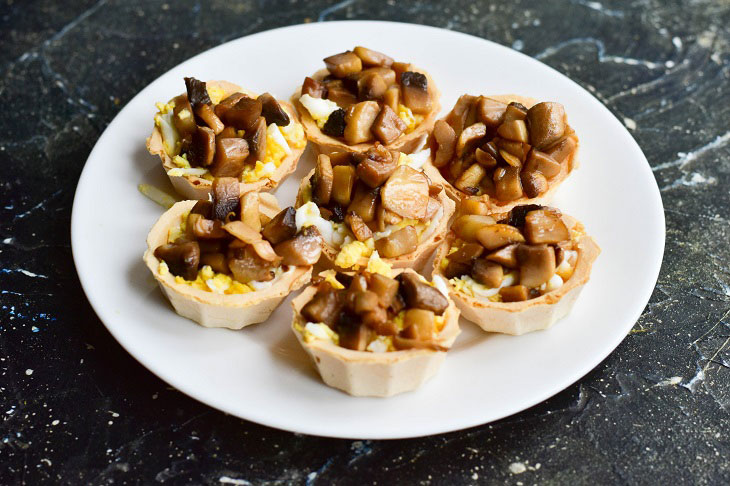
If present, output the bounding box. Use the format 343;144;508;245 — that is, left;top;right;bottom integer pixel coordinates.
143;200;312;329
422;94;579;215
290;268;461;397
295;169;455;272
430;212;600;335
293;68;441;155
146;80;306;200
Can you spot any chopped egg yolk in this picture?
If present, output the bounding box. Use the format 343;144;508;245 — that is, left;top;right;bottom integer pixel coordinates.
296;322;340;345
397;104;424;134
206;85;227;105
365;251;392;277
298;94;340;128
334;240;373;269
320;269;345;289
171;265;254;295
154;101;180;156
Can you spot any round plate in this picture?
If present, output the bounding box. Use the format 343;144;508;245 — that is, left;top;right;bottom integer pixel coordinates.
71;21;664;439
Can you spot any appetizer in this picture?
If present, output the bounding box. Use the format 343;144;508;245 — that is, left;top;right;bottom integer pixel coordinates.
143;177;320;329
431;204;599;335
147;78;306;200
294;46;441;155
294;144;455;271
423;94;578;212
291;259;460;397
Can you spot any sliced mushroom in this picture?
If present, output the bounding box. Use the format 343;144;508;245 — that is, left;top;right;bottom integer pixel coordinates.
155;241;200;280
460;199;489;216
400;71;431;114
391;61;412;83
214;92;247;119
324;51;363;78
503;102;528;122
274;226;323;266
358;67;397;86
454;163;487;195
245;117;267;165
210;137;248;178
383;85;400;111
357;72;388;101
523;209;570;244
216;126;238;140
328;151;355;167
449;242;485;264
251;239;281;263
486;243;520;268
222;220;261;245
239;191;260;232
398;272;448;315
189;126;216;167
499;149;522;168
445;94;478;133
521;170;549;198
517;244;556;287
374;225;418;258
524;149;562;179
346;212;373;241
313;154;334;205
355;144;397;187
497;119;529;143
504;204;544;228
302;284;345;328
476;96;508;127
339;323;373;351
184;76;212;124
544;134;577;164
332;164;357;206
302;76;326;98
371;105;407;144
432;120;456;168
527;102;566;149
476;224;526;250
195;104;225;134
494;166;523;201
499;285;529;302
496;138;530;162
325;82;358;109
212;177;240;221
471;259;503;287
380;165;429;219
474;147;497;169
347;184;380;222
342;101;379;145
171;94;197;140
188;214;227;239
228;246;275;284
401;309;435;340
200;252;229;274
456;122;487;157
367;272;400;308
451;214;496;242
444;260;472;279
261;207;297;245
352;290;380;314
258;92;290;126
353;46;394;67
221;96;262;131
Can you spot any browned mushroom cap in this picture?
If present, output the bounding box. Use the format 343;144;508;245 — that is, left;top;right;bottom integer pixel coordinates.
191;199;213;219
353;46;394;67
155;241;200;281
400;71;431;114
274;226;322;266
357;72;388;101
476;96;507;127
523;209;570;244
302;77;327;98
189;126;216;167
526;102;566;149
401;309;435;340
258;92;290;126
347;184;380;222
432;120;456;168
227;246;275;284
486;243;520;268
355;144;397;187
221;96;262;131
371;105;407;145
344;101;380;145
524;149;562;179
471;259;503;287
214;92;247;119
319;108;345;138
383;85;400;111
346;211;373;241
380;165;429;219
302;283;345;328
331;164;357;206
212;177;240;221
494;166;523;201
324;51;363;78
500;285;529;302
456;122;487;157
476;224;526;250
367;272;400;308
184;77;212;124
245;117;267;166
210;138;249;178
374;225;418;258
517;243;556;287
398;272;448;315
312;154;334;205
454;163;487;195
261;207;297;245
451;214;496;242
445;94;478;133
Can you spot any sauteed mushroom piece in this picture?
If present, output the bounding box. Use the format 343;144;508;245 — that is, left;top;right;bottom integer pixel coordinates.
212;177;240;221
302;77;326;98
324;51;363;78
380;165;429;219
454;163;487;195
302;284;345;328
210;137;248;178
274;226;323;266
343;101;379;145
521;170;548;198
258;92;290;126
347;185;380;222
374;225;418;258
331;164;357;206
432;120;456;168
471;259;503;287
400;71;431;114
155;241;200;280
486;243;519;268
353;46;394;67
493;166;523;201
523;209;570;244
401;309;435;340
214;92;247;119
476;96;507;127
371;105;407;144
456;122;487;157
220;96;262;132
499;285;529;302
358;72;388;101
452;215;496;242
322;108;347;137
313;154;334;205
227;246;275;283
261;207;297;245
346;212;373;241
475;224;525;250
239;191;260;232
245;117;267;165
517;244;556;287
524;149;562;179
355;144;397;187
526;102;566;149
383;85;400;111
398;273;448;315
189;126;216;167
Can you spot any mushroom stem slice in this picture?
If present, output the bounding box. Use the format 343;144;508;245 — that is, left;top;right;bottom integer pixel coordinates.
374;225;418;258
380;165;429;219
476;224;526;251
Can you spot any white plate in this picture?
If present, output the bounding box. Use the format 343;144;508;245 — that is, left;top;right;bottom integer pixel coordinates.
71;21;664;439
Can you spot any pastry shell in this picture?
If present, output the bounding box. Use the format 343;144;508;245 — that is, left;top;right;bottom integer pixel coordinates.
293;68;441;156
431;215;600;335
291;269;461;397
143;199;312;329
146;80;305;200
422;94;579;214
295;169;455;272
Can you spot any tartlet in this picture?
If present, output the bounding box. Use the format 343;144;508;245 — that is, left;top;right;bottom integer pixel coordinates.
422;94;579;213
293;46;441;155
147;78;306;200
291;264;460;397
431;204;599;335
143;178;321;329
293;145;455;272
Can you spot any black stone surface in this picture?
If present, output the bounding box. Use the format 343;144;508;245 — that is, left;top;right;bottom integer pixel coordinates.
1;0;728;483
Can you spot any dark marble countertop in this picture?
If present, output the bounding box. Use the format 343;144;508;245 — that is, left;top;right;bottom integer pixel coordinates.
1;0;729;483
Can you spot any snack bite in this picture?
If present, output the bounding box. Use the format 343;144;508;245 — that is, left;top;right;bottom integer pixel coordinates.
423;94;579;213
143;178;320;329
294;144;455;272
147;78;306;200
431;204;599;335
291;262;461;397
294;47;441;155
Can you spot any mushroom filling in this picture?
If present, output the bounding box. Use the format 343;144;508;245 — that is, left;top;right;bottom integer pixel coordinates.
295;144;444;268
154;177;322;294
439;205;581;302
430;95;577;202
153;77;306;183
295;263;450;352
298;46;433;145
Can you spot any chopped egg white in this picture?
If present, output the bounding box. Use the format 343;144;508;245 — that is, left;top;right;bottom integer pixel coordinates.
154;102;179;156
540;274;564;293
366;336;391;353
432;275;450;298
399;148;431;170
299;94;340;128
267;123;291;155
167;167;209;177
295;202;334;244
450;270;518;299
249;266;294;291
302;322;339;345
